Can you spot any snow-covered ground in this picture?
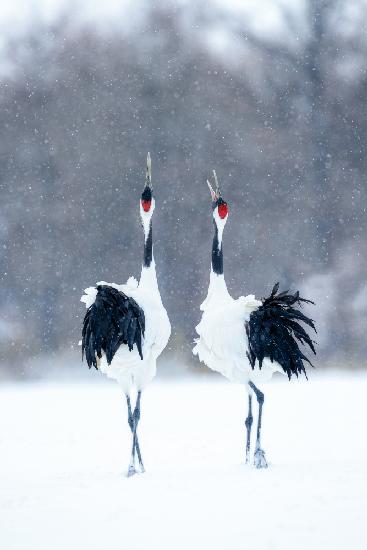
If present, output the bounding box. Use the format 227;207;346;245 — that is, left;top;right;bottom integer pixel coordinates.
1;372;366;550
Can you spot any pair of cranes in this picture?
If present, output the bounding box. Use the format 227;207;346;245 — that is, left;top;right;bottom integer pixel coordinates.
81;154;316;476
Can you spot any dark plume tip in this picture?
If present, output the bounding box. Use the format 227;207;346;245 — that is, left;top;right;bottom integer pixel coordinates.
247;283;318;381
271;282;280;295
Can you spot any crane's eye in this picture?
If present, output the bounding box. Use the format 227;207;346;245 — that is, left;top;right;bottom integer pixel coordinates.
218;202;228;219
141;199;151;212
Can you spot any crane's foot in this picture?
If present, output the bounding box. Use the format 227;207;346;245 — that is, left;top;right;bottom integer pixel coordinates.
253;447;268;469
126;463;137;477
137;463;145;474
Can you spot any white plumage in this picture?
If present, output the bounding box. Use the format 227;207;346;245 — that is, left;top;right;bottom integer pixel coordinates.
194;280;283;385
81;154;170;476
81;267;170;393
193;171;316;468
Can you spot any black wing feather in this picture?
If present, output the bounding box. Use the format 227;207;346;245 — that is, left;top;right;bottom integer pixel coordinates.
82;285;145;369
247;283;316;380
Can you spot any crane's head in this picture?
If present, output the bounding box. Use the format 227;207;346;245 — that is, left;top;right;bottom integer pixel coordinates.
140;152;155;226
207;170;229;227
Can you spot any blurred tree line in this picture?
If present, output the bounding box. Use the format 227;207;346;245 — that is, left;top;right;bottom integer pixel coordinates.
0;0;366;376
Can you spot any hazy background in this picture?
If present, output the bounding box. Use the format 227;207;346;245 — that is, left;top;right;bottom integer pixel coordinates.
1;0;366;379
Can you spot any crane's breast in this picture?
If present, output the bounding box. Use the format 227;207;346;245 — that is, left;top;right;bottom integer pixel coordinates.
129;289;171;360
195;301;248;363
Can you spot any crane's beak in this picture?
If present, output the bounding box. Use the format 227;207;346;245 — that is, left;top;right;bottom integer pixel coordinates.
207;179;218;202
145;152;152;189
207;169;221;202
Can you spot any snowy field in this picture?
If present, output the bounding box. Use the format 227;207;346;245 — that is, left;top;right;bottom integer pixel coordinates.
1;372;367;550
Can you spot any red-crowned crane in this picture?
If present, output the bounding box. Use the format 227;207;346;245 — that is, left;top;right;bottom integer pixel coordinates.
193;171;316;468
81;154;171;476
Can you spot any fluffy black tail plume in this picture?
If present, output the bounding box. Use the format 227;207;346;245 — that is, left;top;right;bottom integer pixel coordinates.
246;282;316;380
82;285;145;369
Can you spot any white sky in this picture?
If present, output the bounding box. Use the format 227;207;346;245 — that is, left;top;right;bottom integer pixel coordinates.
0;0;299;36
0;0;304;73
0;0;129;35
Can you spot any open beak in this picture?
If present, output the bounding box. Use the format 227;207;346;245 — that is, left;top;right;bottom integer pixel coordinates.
145;152;152;189
207;179;218;202
207;169;221;202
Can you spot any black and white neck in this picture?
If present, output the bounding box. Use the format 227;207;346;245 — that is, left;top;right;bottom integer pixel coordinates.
139;160;159;292
141;185;154;268
212;206;225;275
201;171;231;309
203;197;230;306
210;202;228;281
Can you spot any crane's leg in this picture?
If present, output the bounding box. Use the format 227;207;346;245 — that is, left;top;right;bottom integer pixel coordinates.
125;392;145;476
245;393;253;464
126;393;144;472
133;391;145;473
249;382;268;469
126;394;137;476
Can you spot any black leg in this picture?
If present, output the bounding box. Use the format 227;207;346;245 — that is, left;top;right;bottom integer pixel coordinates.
245;394;253;464
133;391;145;473
248;382;268;469
126;394;137;477
126;394;134;432
125;392;145;476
